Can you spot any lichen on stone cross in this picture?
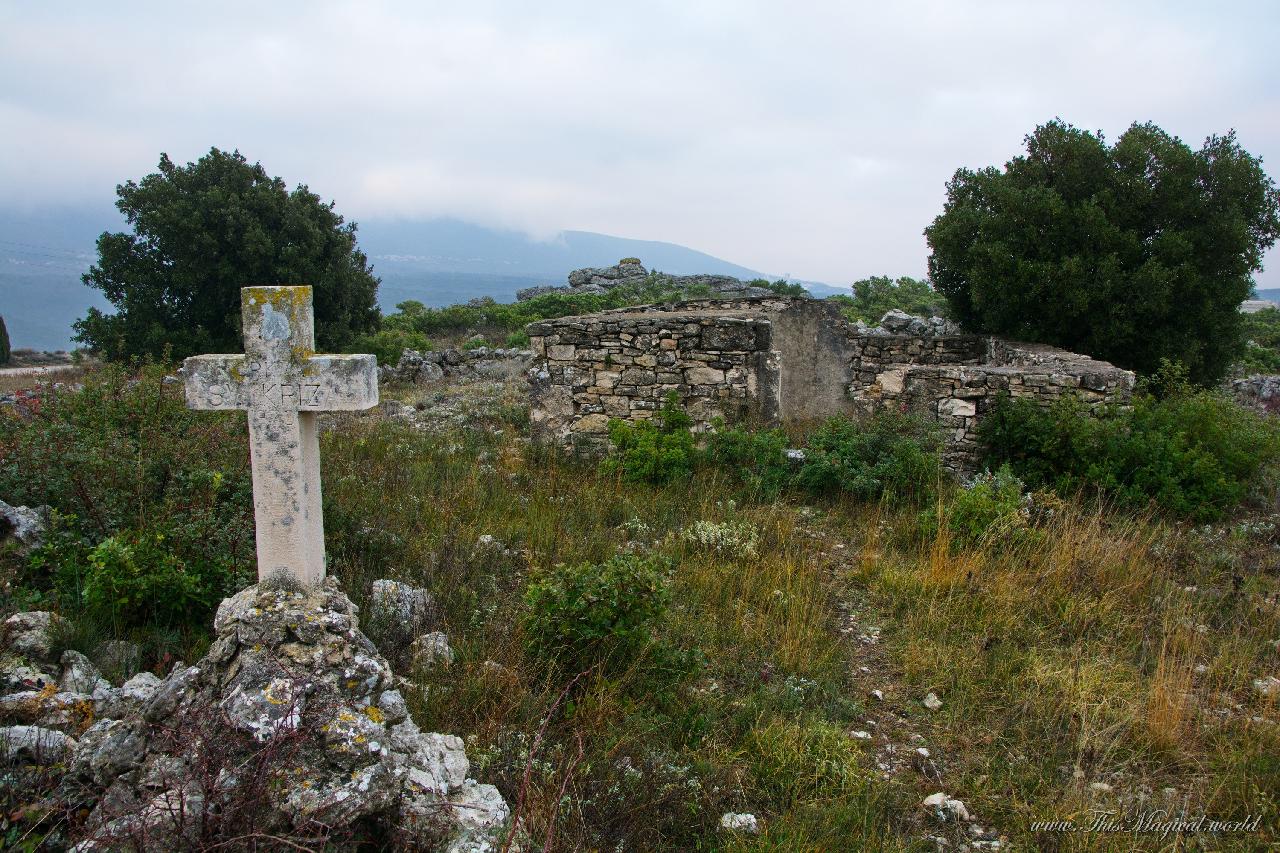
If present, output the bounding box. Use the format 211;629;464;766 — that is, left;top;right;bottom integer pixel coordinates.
183;286;378;586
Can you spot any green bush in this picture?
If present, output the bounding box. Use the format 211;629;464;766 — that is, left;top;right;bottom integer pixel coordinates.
943;464;1030;545
602;394;698;484
705;422;792;496
979;391;1280;521
504;330;530;348
75;532;227;629
523;554;673;674
796;413;942;504
349;327;432;365
0;362;254;633
748;278;810;297
377;274;730;340
828;275;943;323
1237;307;1280;374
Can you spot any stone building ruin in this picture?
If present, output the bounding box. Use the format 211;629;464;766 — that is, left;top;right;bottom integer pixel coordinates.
526;294;1136;469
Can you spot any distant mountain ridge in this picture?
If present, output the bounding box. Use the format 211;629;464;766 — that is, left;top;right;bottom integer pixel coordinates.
0;210;828;351
357;218;767;281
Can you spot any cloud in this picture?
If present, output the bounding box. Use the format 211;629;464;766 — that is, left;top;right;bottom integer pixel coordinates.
2;0;1277;284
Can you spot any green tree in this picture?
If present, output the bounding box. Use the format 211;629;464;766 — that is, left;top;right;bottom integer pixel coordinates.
838;275;941;322
925;120;1280;385
76;148;381;361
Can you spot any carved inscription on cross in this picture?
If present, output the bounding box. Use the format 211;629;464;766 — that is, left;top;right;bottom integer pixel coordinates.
184;286;378;586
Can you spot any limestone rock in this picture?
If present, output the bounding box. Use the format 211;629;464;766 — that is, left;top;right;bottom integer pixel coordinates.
719;812;760;834
59;650;109;695
2;611;68;663
1;724;77;764
369;579;436;647
1231;374;1280;416
58;579;508;851
0;655;56;694
880;309;915;332
0;688;95;733
1254;676;1280;698
521;259;771;303
0;500;49;553
95;641;141;678
68;718;147;787
411;631;456;669
923;692;943;711
922;791;969;822
119;671;161;705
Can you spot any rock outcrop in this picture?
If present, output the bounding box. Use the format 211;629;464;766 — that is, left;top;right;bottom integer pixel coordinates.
0;582;509;851
1230;374;1280;416
383;347;533;386
0;499;50;553
515;260;773;302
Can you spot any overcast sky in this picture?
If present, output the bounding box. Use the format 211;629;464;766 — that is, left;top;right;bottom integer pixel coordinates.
2;0;1278;285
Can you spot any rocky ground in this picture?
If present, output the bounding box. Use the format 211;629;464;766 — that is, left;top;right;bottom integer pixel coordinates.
0;574;510;851
3;355;1277;851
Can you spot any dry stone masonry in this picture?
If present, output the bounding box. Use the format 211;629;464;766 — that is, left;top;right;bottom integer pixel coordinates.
0;583;508;851
527;295;1135;468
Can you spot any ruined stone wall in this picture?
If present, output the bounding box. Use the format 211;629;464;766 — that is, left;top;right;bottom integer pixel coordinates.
852;337;1135;468
527;297;1136;470
526;309;778;450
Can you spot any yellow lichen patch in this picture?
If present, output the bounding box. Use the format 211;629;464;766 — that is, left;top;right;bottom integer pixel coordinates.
72;699;95;734
291;344;317;367
362;705;385;724
244;285;312;311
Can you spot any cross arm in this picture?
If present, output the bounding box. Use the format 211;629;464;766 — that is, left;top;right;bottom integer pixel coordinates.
185;354;249;410
182;353;378;412
298;354;379;410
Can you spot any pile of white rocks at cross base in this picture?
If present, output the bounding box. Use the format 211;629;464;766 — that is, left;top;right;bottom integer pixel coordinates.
0;580;509;852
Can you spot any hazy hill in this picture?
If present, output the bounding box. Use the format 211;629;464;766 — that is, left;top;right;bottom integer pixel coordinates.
0;210;833;351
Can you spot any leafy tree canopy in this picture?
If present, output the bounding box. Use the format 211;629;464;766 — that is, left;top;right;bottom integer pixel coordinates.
76;148;381;361
925;120;1280;384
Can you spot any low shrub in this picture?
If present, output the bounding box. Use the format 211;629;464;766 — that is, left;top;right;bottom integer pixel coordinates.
795;412;942;504
377;275;717;339
704;422;792;497
679;519;760;559
602;394;698;485
523;553;673;674
925;464;1031;546
348;328;432;365
979;391;1280;521
827;275;944;323
1237;306;1280;374
79;531;229;629
0;362;253;638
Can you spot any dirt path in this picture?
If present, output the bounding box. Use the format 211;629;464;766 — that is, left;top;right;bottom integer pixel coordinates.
802;520;1011;851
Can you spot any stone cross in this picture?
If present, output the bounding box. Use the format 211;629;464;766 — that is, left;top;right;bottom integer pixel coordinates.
184;286;378;586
